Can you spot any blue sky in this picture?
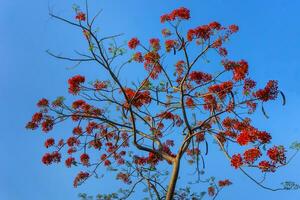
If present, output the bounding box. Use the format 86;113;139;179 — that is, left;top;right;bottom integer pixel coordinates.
1;0;300;199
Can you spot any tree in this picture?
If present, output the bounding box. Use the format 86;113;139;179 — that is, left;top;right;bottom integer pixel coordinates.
26;3;299;200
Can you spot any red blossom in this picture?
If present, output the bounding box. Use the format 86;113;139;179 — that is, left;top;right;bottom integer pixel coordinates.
162;28;171;37
132;52;144;63
150;38;160;50
165;40;177;52
243;148;261;163
222;59;249;81
73;126;83;135
231;154;243;169
185;97;195;108
75;12;86;21
208;81;233;100
67;137;79;147
68;75;85;95
218;179;232;187
80;153;90;166
93;81;107;90
65;157;75;168
229;24;239;33
160;7;190;23
258;161;275;172
73;171;89;188
123;88;151;108
243;78;256;95
208;186;215;196
37;98;49;107
253;80;279;102
267;146;286;164
44;138;55;148
189;71;212;84
41;118;54;132
128;38;140;49
32;112;43;122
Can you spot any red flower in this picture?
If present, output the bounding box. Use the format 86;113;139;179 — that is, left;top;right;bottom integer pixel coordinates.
185;97;195;108
222;59;248;81
143;51;162;79
65;157;75;168
73;171;89;188
243;78;256;95
187;25;212;41
72;100;86;109
42;151;61;165
68;75;85;95
101;154;107;161
44;138;55;148
128;38;140;49
75;12;86;21
208;186;215;196
243;148;261;163
123;88;151;108
37;98;49;107
175;60;185;76
203;94;218;111
161;7;190;23
73;126;83;135
258;161;275;172
253;80;279;102
80;153;90;166
132;52;143;62
208;81;233;100
32;112;43;123
267;146;286;164
229;24;239;33
67;137;79;147
209;21;222;30
104;159;111;166
218;179;232;187
231;154;243;169
150;38;161;51
189;71;212;84
165;40;177;52
161;28;171;37
41;118;54;132
218;47;228;57
93;81;107;90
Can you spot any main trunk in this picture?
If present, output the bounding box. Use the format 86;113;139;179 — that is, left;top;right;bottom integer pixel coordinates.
165;158;180;200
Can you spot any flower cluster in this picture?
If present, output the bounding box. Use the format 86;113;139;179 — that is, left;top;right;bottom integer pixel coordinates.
218;179;232;187
231;154;243;169
128;37;140;49
73;171;89;188
208;81;233;100
187;21;222;41
150;38;161;51
75;12;86;21
143;51;162;79
160;7;190;23
267;146;286;165
44;138;55;148
123;88;151;108
236;128;271;146
80;153;90;166
68;75;85;95
189;71;212;84
42;151;61;165
132;52;143;63
243;148;261;163
253;80;279;102
243;78;256;95
165;40;178;52
222;59;249;81
65;157;75;168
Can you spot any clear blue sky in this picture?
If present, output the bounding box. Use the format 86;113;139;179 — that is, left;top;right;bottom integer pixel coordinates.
1;0;300;199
